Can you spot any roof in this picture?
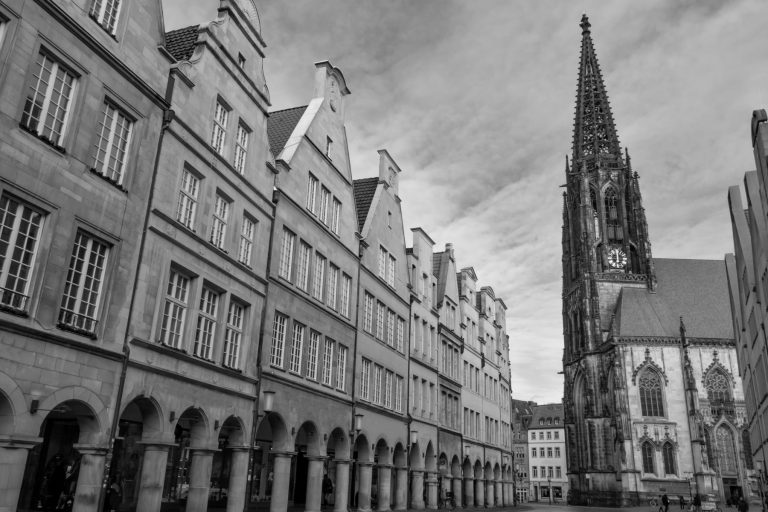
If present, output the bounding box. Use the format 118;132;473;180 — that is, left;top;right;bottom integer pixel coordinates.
165;26;199;61
352;178;379;231
528;403;564;429
616;258;734;340
432;252;444;278
267;106;307;157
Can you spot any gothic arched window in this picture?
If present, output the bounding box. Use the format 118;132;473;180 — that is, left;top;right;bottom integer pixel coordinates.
705;370;732;404
604;188;623;243
590;188;600;238
641;442;654;474
715;426;737;475
662;443;676;475
639;370;665;417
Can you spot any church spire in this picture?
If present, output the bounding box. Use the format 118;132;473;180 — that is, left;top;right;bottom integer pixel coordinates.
572;14;623;167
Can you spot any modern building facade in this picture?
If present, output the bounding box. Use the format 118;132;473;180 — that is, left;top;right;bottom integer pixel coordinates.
562;15;751;507
0;1;515;511
527;404;568;503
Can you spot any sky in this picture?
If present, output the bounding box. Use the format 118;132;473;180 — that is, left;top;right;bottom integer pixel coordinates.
162;0;768;404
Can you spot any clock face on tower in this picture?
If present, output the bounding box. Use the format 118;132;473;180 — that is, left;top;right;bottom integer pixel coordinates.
608;247;627;269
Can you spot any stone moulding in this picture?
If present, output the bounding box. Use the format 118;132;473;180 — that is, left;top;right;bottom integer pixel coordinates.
593;272;648;282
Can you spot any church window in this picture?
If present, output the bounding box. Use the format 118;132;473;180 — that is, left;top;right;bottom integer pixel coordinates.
662;443;676;475
705;370;731;404
639;370;664;417
641;442;654;474
590;188;600;238
604;188;623;243
715;426;737;475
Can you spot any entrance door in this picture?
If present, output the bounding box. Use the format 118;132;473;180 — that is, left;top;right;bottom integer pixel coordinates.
293;450;308;504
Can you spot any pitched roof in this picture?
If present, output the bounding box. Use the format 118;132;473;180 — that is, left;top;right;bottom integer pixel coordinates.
165;26;199;61
352;178;379;231
616;258;733;339
267;106;307;157
529;403;564;429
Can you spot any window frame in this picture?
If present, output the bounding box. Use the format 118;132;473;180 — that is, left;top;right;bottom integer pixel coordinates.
192;285;220;361
158;267;192;349
210;98;230;156
237;215;255;267
89;0;123;35
176;166;201;231
233;120;250;175
222;300;245;369
91;98;134;187
209;192;231;251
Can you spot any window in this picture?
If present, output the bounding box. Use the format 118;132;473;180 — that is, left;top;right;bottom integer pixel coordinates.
705;370;732;404
327;265;338;309
538;432;543;440
531;448;537;458
556;467;562;478
289;322;304;373
376;302;385;340
378;246;387;279
307;331;320;380
364;293;374;333
547;447;552;458
555;447;561;457
325;136;332;159
222;302;243;369
237;53;245;68
312;253;326;300
58;231;109;335
340;274;351;317
270;313;287;367
531;432;535;441
387;255;396;287
0;195;44;312
639;370;665;417
90;0;121;33
296;242;311;292
234;122;249;174
372;365;383;404
396;317;405;352
715;426;738;474
547;431;552;440
662;442;676;475
22;52;77;147
554;431;560;440
361;359;371;399
532;467;537;478
641;442;654;474
210;194;230;250
605;187;623;243
238;217;255;266
278;229;295;281
336;345;347;390
395;375;403;412
160;269;189;348
547;467;553;478
384;370;393;408
319;187;330;225
386;310;395;346
176;169;199;229
92;101;132;185
331;198;341;235
322;338;334;386
307;175;318;214
193;287;218;360
211;100;229;155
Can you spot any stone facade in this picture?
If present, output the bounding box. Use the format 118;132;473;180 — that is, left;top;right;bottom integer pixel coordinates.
527;404;568;503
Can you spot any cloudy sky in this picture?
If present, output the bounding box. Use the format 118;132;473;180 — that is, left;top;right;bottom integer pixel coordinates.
162;0;768;404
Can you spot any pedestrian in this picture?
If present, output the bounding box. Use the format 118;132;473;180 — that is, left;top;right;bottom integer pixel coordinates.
693;494;702;512
322;474;334;507
680;496;686;510
662;494;670;512
738;497;749;512
106;476;122;512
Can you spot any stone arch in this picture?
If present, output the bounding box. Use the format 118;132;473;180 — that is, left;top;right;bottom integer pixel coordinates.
393;442;407;467
119;395;165;441
409;440;423;469
425;441;437;472
712;420;739;475
484;461;492;481
462;457;472;478
219;415;247;446
176;406;210;447
438;452;449;476
326;426;349;459
354;433;371;463
256;411;291;451
0;369;25;434
0;388;14;435
295;420;324;457
493;463;501;481
375;437;391;465
473;459;483;479
632;349;668;385
36;386;108;444
451;455;462;477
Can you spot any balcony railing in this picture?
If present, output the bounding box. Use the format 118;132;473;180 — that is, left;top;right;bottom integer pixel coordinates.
0;288;29;314
58;309;98;338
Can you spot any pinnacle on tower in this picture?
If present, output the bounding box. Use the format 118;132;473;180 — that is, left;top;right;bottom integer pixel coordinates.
572;14;623;167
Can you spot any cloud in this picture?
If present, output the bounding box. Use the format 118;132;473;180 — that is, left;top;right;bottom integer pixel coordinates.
162;0;768;403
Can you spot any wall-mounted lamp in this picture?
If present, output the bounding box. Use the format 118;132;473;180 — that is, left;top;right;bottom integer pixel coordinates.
291;427;296;436
262;390;275;413
214;420;220;431
354;413;364;433
169;411;176;423
410;429;418;446
30;399;39;414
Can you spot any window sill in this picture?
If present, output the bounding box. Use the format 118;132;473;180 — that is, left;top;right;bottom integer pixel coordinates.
89;168;127;192
19;124;66;154
0;303;29;317
58;322;97;339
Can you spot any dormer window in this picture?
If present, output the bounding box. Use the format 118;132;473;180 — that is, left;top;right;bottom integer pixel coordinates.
90;0;122;34
237;53;246;68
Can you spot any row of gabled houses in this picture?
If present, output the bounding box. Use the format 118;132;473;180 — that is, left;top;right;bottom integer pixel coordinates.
0;1;514;511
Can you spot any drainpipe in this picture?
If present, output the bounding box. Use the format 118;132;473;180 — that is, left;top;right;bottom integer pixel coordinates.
97;74;175;512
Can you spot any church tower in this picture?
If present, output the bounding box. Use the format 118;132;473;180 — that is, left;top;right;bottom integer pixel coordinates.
561;15;655;502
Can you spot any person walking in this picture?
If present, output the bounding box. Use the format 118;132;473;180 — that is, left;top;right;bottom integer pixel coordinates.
662;494;670;512
322;474;334;508
738;497;749;512
693;494;702;512
680;496;686;510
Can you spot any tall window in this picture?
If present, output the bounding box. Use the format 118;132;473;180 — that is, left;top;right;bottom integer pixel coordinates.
22;52;77;147
387;255;396;286
211;100;228;155
89;0;121;33
0;195;44;312
93;101;132;185
319;187;330;225
372;365;383;404
238;217;255;266
160;269;189;348
289;323;304;373
364;293;374;333
715;426;738;474
176;169;199;229
378;246;387;279
340;274;351;317
641;442;655;473
705;370;732;404
384;370;394;408
312;253;326;300
336;345;347;391
386;310;395;346
296;242;311;292
590;188;600;239
222;302;243;369
605;188;623;243
662;442;676;475
278;229;295;280
270;313;287;367
322;338;334;386
234;122;249;174
376;302;385;340
396;317;405;352
639;370;665;417
210;194;230;249
360;358;371;400
306;331;320;380
327;265;338;309
331;198;341;234
192;287;218;360
307;175;318;214
395;375;403;412
59;231;108;334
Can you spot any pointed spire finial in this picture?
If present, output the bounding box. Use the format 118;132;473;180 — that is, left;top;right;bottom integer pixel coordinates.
580;13;591;34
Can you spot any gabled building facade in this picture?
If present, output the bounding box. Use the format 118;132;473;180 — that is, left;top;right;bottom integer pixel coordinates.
511;399;534;503
528;404;568;503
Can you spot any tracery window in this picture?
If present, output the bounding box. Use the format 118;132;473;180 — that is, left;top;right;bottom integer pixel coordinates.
604;188;623;243
705;370;732;404
639;370;664;417
715;426;737;475
590;188;600;238
641;442;654;474
662;443;676;475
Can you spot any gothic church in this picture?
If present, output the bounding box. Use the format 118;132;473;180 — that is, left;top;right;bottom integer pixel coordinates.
561;15;753;506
